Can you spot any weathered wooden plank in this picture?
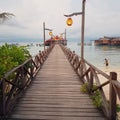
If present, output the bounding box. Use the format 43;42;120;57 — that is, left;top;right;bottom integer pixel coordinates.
18;97;92;102
8;115;106;120
8;44;106;120
10;111;103;117
22;93;89;97
20;97;92;102
25;87;81;92
13;104;97;109
17;100;94;106
13;107;100;113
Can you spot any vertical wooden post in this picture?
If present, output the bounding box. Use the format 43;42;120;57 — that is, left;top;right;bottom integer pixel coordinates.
30;59;34;80
21;66;26;87
43;22;45;51
81;0;86;76
0;82;2;116
65;29;66;45
88;70;93;93
109;72;117;120
81;0;86;61
0;79;6;117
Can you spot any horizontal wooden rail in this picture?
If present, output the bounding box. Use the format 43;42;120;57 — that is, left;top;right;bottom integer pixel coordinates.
60;44;120;120
0;45;54;118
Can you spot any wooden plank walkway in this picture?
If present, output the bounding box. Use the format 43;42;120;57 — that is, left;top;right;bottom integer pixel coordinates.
8;44;106;120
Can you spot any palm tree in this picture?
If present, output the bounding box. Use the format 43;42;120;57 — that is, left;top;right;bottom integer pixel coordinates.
0;12;15;23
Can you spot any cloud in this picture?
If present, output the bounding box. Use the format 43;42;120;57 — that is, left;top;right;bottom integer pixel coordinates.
85;0;120;39
0;0;120;41
0;0;70;38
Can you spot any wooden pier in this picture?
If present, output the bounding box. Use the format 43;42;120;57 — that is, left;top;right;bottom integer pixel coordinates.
1;44;120;120
8;45;106;120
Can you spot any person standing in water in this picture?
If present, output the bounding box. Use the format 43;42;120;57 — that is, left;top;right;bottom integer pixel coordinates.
104;58;109;66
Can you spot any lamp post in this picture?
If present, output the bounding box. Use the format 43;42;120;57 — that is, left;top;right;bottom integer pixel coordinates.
65;29;66;41
60;29;66;40
60;29;67;45
81;0;86;61
43;22;52;50
64;0;86;61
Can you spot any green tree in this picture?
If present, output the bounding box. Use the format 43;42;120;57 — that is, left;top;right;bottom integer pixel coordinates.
0;44;30;79
0;12;16;79
0;12;15;23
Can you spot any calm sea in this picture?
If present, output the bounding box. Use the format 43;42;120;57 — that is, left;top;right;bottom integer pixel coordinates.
67;42;120;69
0;41;120;69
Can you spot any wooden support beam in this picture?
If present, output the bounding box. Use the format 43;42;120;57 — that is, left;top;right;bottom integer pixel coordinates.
109;72;117;120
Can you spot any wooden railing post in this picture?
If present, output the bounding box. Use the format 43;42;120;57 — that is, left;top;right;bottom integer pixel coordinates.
88;70;93;93
109;72;117;120
0;79;6;117
30;59;34;78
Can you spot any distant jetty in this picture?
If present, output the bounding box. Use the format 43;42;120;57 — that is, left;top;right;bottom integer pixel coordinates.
94;36;120;46
45;36;67;46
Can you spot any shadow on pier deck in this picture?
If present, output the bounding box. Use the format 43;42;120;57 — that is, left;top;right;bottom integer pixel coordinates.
7;44;106;120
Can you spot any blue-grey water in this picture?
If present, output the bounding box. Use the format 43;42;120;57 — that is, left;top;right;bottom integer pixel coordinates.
0;41;120;70
67;42;120;69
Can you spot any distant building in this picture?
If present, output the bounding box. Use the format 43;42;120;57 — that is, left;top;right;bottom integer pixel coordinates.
94;36;120;46
45;35;67;46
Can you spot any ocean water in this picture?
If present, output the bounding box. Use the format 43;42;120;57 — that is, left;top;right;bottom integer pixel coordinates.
0;41;120;69
67;42;120;69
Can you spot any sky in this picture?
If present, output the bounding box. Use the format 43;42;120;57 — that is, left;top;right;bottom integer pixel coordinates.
0;0;120;42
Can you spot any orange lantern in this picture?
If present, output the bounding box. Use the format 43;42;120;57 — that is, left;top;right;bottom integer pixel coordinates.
49;31;53;36
66;17;73;26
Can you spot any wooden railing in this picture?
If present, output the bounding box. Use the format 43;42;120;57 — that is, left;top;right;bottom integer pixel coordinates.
0;45;54;118
60;44;120;120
